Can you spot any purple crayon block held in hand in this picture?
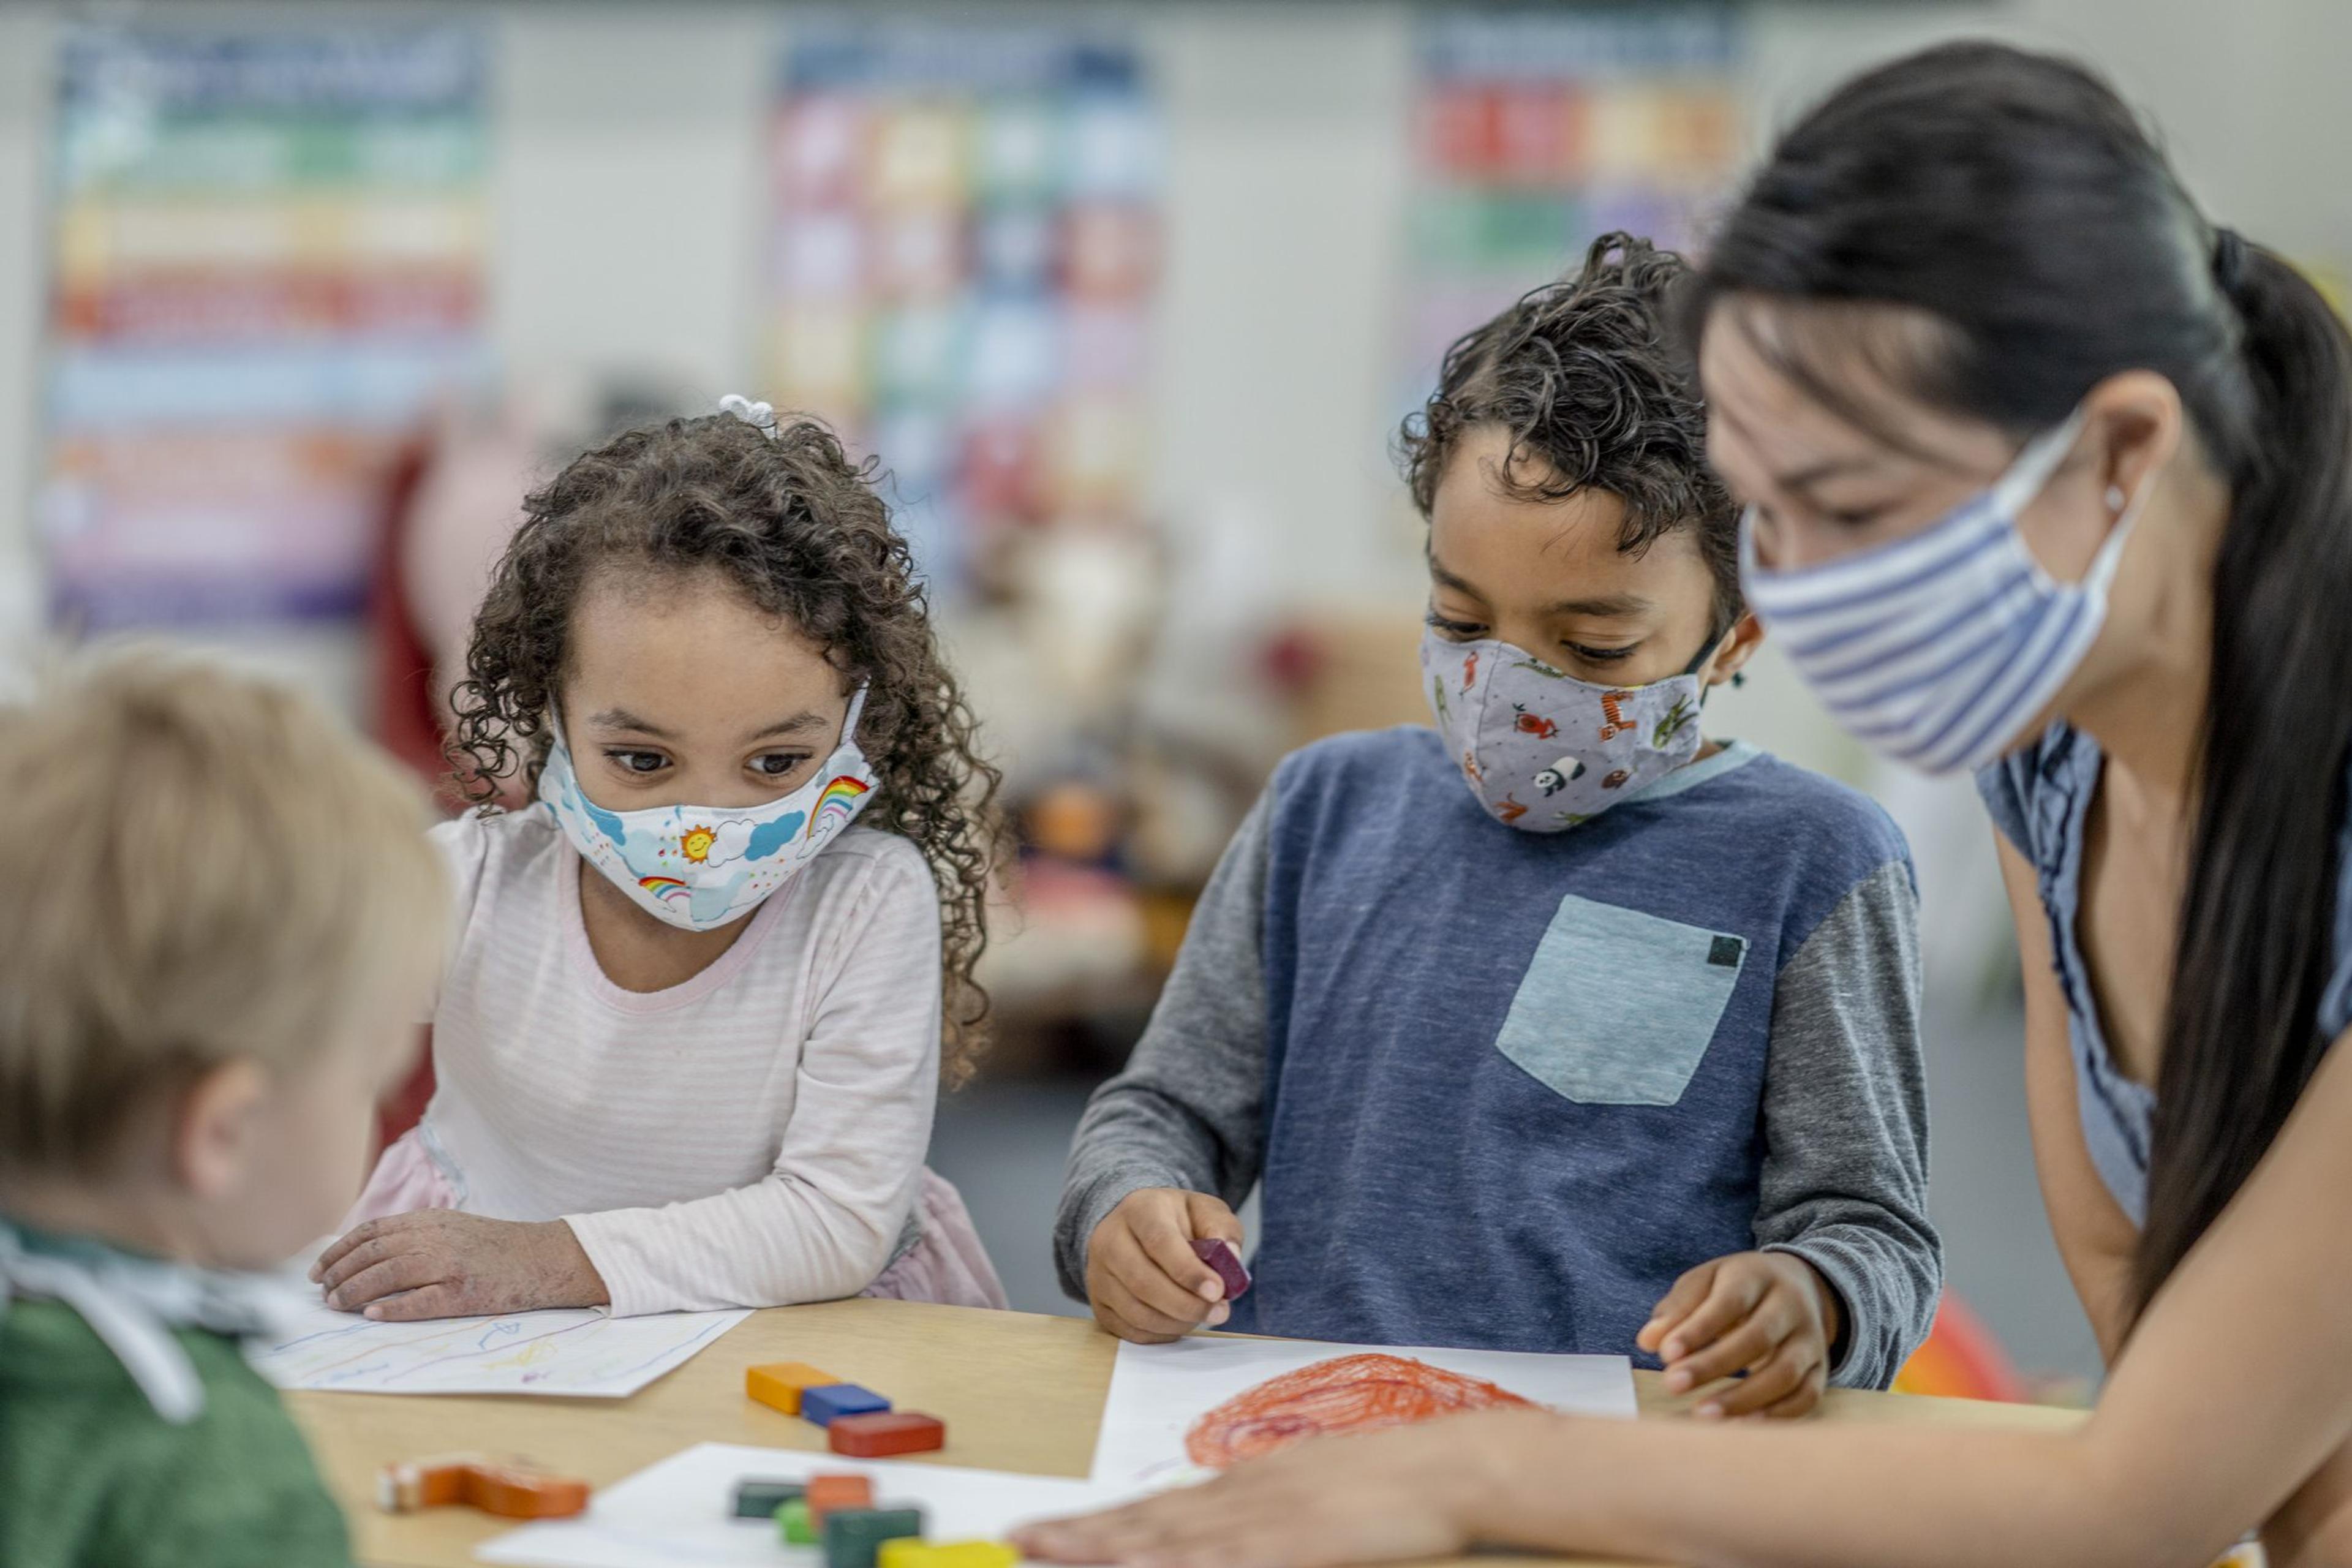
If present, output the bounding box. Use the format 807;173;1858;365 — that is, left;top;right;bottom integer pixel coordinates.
1191;1237;1251;1301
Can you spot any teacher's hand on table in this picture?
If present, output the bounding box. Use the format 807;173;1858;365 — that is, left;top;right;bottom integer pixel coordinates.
1014;1411;1549;1567
310;1211;609;1319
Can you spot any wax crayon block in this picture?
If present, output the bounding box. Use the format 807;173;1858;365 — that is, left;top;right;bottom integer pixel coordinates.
801;1382;891;1427
733;1477;805;1518
1191;1236;1252;1300
747;1360;842;1416
464;1462;590;1520
376;1454;477;1513
878;1542;1019;1568
780;1498;817;1544
828;1411;946;1458
374;1454;589;1520
823;1505;926;1568
804;1472;876;1524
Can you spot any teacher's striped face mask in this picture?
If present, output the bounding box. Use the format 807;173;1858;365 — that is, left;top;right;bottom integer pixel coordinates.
1739;408;2141;775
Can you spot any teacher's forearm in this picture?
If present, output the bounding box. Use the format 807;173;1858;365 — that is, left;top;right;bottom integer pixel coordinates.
1452;1410;2178;1568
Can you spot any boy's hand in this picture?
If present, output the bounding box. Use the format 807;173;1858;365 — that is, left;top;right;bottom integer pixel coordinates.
310;1211;608;1320
1085;1188;1244;1344
1637;1251;1842;1420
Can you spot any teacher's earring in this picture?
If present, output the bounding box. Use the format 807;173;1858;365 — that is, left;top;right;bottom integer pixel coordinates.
2105;484;2127;513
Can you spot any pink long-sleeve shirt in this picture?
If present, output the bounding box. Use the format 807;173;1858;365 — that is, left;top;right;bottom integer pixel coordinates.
413;809;942;1316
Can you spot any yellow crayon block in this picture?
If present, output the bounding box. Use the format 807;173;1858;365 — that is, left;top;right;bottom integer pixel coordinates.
744;1360;840;1417
878;1542;1019;1568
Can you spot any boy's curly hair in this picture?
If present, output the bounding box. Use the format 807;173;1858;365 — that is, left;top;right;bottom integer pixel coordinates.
1398;231;1741;626
448;412;1001;1083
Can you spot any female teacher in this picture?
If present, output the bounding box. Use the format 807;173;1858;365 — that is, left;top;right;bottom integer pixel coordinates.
1017;40;2352;1568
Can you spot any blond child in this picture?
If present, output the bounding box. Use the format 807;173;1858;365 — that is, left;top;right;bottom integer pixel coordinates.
0;652;445;1568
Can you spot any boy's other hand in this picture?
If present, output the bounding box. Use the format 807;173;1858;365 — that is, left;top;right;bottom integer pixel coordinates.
1637;1250;1842;1420
309;1211;608;1320
1085;1188;1244;1344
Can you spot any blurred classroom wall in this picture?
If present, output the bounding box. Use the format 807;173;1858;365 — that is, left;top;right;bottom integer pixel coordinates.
2;0;2346;761
0;0;2345;1382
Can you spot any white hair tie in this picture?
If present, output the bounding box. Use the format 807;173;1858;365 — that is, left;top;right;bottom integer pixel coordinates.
717;394;779;437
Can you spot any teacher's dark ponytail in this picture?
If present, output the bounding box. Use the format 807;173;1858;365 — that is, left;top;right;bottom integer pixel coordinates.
1692;42;2352;1319
2150;233;2352;1312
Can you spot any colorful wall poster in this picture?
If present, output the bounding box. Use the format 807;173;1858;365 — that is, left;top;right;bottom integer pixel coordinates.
1403;8;1742;400
764;21;1159;594
40;24;491;629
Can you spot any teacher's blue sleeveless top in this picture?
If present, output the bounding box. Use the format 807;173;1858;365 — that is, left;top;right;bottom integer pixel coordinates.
1977;723;2352;1224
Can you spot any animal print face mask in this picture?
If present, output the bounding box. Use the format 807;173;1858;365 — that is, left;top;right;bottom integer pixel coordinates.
1420;631;1709;832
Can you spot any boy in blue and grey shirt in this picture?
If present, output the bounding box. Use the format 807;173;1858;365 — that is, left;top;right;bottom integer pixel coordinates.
1055;234;1939;1417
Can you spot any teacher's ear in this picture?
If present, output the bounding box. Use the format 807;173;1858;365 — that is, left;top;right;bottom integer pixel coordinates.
1703;611;1765;692
2079;369;2189;527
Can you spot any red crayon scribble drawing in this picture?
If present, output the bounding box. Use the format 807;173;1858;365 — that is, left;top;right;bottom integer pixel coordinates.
1184;1353;1535;1469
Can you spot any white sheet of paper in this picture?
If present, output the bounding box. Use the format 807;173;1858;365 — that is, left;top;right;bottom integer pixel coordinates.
478;1442;1121;1568
1088;1335;1637;1492
246;1296;749;1398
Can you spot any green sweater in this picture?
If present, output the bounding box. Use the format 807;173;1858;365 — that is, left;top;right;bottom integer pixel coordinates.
0;1297;350;1568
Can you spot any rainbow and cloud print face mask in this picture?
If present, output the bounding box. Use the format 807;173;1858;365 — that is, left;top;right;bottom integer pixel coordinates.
538;686;879;931
1421;630;1708;832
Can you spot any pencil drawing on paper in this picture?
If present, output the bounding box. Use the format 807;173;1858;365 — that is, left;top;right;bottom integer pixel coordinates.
246;1297;748;1398
1183;1351;1536;1468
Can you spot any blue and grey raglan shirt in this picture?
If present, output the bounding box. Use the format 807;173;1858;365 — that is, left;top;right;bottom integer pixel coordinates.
1054;726;1940;1389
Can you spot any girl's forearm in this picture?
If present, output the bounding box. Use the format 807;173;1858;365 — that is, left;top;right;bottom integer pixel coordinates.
1453;1409;2193;1568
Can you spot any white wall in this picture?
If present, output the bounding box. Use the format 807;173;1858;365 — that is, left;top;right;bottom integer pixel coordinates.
1142;4;1418;609
489;4;768;400
0;7;50;653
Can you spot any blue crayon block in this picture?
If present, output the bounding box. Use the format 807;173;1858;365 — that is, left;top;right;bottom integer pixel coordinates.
801;1383;891;1427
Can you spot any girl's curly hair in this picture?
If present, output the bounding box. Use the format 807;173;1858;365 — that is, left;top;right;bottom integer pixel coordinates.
1398;231;1741;627
448;411;1002;1083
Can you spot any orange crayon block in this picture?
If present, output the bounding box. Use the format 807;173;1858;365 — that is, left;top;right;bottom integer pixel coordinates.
375;1454;589;1520
377;1453;477;1513
464;1460;590;1520
804;1472;875;1525
746;1360;842;1416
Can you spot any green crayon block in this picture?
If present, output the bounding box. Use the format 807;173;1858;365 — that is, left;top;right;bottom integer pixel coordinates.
779;1497;818;1544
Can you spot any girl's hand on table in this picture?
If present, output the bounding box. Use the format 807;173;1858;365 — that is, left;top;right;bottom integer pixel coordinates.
1638;1250;1841;1419
1012;1412;1540;1567
310;1211;608;1319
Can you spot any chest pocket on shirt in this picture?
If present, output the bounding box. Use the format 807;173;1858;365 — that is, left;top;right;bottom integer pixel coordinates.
1494;893;1745;1107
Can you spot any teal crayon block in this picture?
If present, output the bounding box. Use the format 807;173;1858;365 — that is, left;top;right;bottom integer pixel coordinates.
733;1477;804;1518
823;1504;926;1568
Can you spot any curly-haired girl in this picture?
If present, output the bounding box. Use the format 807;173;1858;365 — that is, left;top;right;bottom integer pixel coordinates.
310;398;1008;1317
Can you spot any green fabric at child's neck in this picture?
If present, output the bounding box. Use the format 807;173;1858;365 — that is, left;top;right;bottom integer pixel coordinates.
0;1212;174;1268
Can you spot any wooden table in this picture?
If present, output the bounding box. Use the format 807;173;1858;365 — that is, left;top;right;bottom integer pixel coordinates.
289;1297;2084;1568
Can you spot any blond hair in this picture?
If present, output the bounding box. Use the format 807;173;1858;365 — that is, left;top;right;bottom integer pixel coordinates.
0;649;447;1175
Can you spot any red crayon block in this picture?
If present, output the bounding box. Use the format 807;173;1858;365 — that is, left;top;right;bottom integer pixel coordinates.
1191;1237;1251;1301
829;1411;947;1458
